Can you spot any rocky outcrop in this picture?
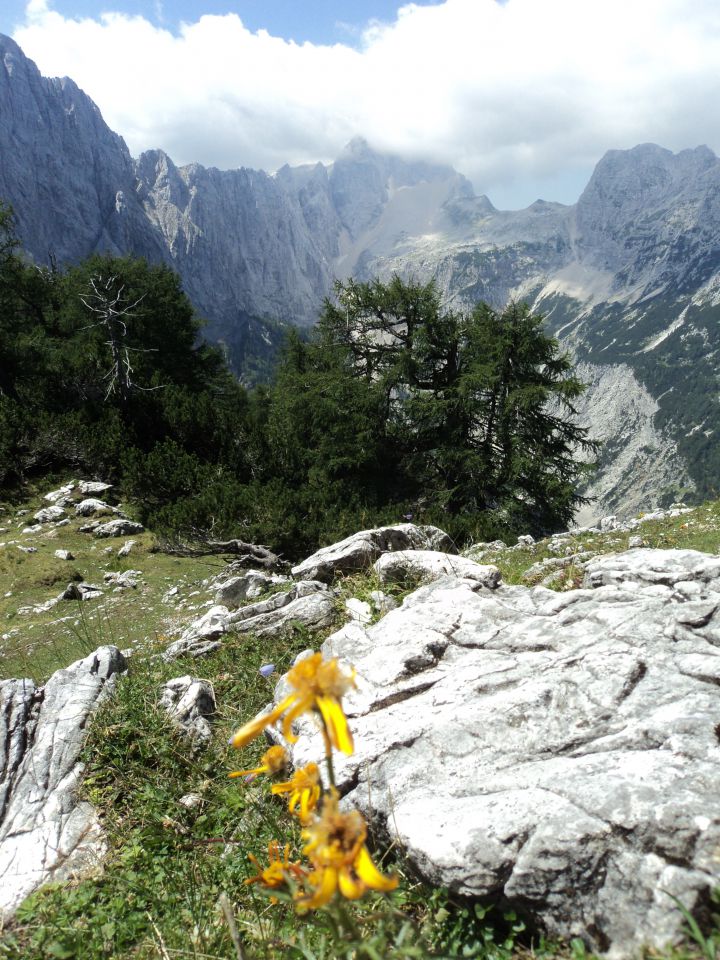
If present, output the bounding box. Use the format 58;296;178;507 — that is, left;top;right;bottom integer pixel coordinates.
278;549;720;956
291;524;456;583
163;581;336;660
0;646;127;920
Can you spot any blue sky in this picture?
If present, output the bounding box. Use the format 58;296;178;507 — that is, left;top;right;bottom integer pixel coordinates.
0;1;437;47
3;1;720;209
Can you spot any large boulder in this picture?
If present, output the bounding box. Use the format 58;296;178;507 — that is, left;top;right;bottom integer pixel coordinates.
0;646;127;920
291;523;456;583
373;549;501;587
279;550;720;956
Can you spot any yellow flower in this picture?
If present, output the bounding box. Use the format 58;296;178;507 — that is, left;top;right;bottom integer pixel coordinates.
296;791;398;910
229;745;288;780
271;762;322;822
245;840;306;900
229;653;356;755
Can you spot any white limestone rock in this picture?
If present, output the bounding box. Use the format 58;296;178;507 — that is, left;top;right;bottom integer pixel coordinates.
374;550;501;588
0;646;127;920
43;483;75;503
345;598;373;624
164;582;336;660
280;549;720;956
33;505;65;524
292;524;455;583
75;498;115;517
78;482;113;496
54;549;74;561
94;519;144;538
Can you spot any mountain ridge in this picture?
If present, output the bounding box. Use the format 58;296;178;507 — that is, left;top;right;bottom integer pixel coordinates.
2;31;719;519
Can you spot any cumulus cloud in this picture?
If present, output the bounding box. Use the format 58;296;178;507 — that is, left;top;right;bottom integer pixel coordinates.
12;0;720;208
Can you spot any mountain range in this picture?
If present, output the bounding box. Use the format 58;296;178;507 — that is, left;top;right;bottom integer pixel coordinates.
1;32;718;521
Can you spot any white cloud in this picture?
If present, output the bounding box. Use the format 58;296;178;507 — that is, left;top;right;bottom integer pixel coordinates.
12;0;720;208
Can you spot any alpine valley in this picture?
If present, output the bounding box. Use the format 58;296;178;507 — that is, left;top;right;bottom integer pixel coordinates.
1;32;718;521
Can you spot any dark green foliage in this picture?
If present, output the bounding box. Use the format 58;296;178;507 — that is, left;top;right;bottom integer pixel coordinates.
271;277;597;543
0;197;594;554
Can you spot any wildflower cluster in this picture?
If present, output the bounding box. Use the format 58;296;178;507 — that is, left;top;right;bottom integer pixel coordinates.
229;652;398;911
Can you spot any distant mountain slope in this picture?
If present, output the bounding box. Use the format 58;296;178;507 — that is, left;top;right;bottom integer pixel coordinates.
3;32;720;516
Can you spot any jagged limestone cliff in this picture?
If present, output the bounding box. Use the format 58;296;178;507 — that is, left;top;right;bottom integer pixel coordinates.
2;32;718;518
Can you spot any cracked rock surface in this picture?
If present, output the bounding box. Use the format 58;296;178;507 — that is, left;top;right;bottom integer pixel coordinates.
282;549;720;956
0;646;127;920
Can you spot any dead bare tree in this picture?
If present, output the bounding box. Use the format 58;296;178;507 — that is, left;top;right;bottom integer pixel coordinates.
79;274;163;403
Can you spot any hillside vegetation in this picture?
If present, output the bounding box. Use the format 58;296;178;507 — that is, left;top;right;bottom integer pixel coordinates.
0;202;597;558
2;479;720;958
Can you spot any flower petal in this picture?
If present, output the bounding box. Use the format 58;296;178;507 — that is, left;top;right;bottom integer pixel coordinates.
316;695;354;755
229;694;295;748
302;867;338;910
338;867;365;900
354;845;398;892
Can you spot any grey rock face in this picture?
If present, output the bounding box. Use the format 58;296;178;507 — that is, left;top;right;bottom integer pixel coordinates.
280;550;720;956
291;524;455;583
0;646;127;920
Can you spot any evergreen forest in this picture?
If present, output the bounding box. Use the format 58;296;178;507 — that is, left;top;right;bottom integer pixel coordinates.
0;204;597;558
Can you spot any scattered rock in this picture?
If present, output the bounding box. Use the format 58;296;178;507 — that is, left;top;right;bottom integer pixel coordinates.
159;676;216;746
118;539;135;557
33;505;65;524
93;519;144;539
17;546;37;554
54;549;74;561
628;535;646;548
178;793;204;810
21;524;43;534
291;523;455;583
0;646;127;920
521;552;594;582
282;548;720;956
103;570;141;590
54;518;71;528
61;582;104;601
515;534;535;547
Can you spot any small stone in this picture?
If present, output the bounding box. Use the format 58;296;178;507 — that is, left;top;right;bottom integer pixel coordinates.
54;549;74;561
178;793;205;809
345;598;373;623
628;536;646;548
118;539;135;557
